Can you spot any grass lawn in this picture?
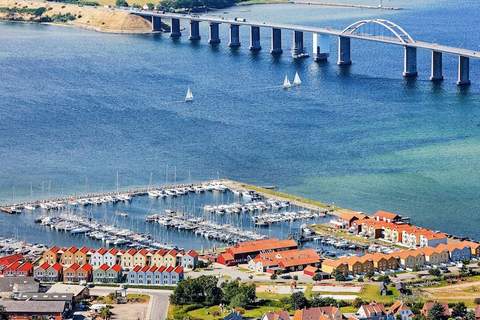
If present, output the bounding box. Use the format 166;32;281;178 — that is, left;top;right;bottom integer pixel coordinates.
256;291;290;300
340;306;357;313
188;306;229;319
127;293;150;303
358;284;399;305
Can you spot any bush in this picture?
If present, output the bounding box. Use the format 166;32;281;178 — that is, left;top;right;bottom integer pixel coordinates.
115;0;128;6
428;268;441;277
270;273;277;280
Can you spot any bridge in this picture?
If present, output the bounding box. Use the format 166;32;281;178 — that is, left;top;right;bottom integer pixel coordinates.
134;11;479;85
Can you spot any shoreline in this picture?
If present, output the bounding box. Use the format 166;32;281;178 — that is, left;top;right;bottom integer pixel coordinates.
236;0;402;10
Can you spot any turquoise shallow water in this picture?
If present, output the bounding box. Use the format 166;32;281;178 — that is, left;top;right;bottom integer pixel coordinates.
1;0;480;242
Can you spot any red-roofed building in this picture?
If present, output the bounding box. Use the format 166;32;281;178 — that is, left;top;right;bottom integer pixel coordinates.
43;246;61;265
303;265;318;277
262;310;290;320
127;263;182;286
356;303;388;319
4;261;33;277
218;238;298;266
0;254;23;275
248;249;320;273
373;210;402;223
34;262;62;282
293;306;342;320
63;263;81;282
181;250;199;270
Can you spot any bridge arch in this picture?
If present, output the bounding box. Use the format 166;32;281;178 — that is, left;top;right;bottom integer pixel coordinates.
341;19;415;44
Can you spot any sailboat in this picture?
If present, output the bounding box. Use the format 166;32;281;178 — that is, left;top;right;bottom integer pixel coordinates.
293;72;302;86
185;87;193;102
282;75;291;89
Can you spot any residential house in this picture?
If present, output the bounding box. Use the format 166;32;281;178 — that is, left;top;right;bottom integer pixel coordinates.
0;254;24;275
64;263;81;282
104;248;119;267
321;259;349;275
394;250;425;269
77;264;92;282
74;247;90;265
181;250;199;269
373;211;402;223
293;306;342;320
418;246;449;266
163;249;178;267
356;303;391;320
0;300;68;320
151;249;168;267
439;242;472;261
388;301;413;320
332;211;368;231
92;264;110;283
417;230;448;248
249;249;320;273
42;246;61;265
4;262;33;277
133;249;151;267
121;248;137;270
106;264;122;283
34;262;62;282
61;246;78;265
90;248;108;268
421;302;451;318
262;310;290;320
171;266;184;284
217;238;298;266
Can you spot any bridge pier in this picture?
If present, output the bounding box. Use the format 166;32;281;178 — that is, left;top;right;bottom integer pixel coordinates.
292;31;306;58
249;26;261;51
229;24;240;48
189;20;201;41
270;28;282;55
151;16;162;32
170;18;181;38
403;46;417;78
312;33;329;62
457;56;471;86
209;22;221;45
337;36;351;65
430;51;443;82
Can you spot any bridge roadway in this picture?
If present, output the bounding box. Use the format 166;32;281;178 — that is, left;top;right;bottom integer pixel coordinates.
132;10;478;84
137;11;480;59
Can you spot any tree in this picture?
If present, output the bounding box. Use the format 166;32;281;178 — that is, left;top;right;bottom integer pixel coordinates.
170;275;222;306
429;268;441;277
290;292;308;310
460;263;470;277
229;292;249;308
451;302;467;318
146;2;155;9
115;0;128;7
333;270;346;282
311;296;337;308
99;306;112;320
352;297;365;308
270;273;277;280
428;303;446;320
464;310;476;320
395;314;402;320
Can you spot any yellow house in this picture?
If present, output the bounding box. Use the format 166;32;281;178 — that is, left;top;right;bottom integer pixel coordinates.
151;249;168;267
61;246;78;266
163;249;178;267
121;248;137;269
133;249;150;267
321;259;349;275
395;250;425;269
74;247;90;265
42;246;61;265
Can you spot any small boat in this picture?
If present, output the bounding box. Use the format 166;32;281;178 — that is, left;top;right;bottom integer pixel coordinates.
283;75;291;89
293;72;302;86
185;87;193;102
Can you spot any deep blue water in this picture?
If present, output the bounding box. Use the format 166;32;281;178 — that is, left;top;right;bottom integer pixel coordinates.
1;0;480;245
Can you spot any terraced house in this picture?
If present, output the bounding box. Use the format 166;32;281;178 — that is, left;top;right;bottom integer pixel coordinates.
127;265;184;285
34;262;63;282
92;264;123;283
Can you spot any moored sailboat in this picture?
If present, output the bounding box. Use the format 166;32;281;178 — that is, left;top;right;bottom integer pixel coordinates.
293;72;302;86
283;75;291;89
185;87;193;102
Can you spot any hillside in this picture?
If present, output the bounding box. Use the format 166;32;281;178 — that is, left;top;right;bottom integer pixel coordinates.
0;0;152;33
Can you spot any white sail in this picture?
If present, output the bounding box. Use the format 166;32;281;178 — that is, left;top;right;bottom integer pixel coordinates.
185;87;193;102
283;75;291;89
293;72;302;86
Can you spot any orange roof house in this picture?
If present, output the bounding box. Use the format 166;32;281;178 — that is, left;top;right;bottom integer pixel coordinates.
218;238;298;265
373;210;401;223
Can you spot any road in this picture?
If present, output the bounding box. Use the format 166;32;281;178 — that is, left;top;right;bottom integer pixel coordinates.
90;286;172;320
132;11;480;59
